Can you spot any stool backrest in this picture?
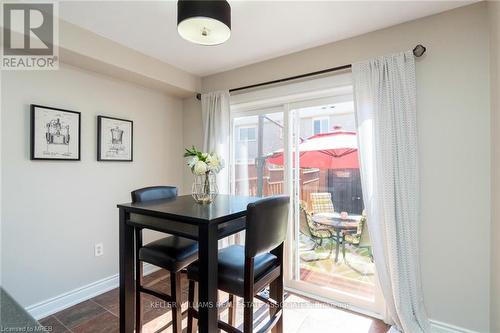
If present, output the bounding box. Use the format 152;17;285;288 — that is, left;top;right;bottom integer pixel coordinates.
131;186;178;203
245;196;290;257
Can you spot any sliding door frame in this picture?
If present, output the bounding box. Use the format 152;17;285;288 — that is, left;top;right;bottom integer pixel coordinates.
229;80;385;319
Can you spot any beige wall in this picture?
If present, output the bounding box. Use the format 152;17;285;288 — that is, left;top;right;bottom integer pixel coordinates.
1;64;184;307
183;3;492;332
181;96;203;194
490;1;500;332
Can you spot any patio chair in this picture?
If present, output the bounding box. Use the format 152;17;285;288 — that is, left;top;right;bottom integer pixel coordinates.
342;211;374;276
310;192;335;214
299;202;337;260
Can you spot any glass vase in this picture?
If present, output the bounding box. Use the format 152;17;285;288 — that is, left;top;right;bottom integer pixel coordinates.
192;172;218;204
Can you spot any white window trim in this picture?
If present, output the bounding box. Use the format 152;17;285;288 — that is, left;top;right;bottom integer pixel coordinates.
238;125;257;142
230;72;353;113
312;117;329;134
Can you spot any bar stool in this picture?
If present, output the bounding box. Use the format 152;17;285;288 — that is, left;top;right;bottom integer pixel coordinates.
132;186;198;333
186;196;289;333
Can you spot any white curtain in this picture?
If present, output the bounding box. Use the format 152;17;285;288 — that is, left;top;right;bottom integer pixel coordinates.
353;51;431;333
201;90;231;195
201;90;236;247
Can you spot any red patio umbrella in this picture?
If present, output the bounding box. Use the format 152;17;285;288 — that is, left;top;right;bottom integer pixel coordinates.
266;128;359;169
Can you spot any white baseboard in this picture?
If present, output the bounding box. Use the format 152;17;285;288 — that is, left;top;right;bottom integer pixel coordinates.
26;263;160;320
431;319;481;333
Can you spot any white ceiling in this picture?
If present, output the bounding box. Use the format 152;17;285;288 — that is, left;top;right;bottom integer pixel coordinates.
59;1;475;77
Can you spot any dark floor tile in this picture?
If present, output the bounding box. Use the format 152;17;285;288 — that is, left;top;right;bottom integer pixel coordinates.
142;293;169;319
53;300;106;329
71;311;118;333
93;288;118;310
143;269;169;286
38;315;69;333
368;320;390;333
149;275;189;302
142;304;169;324
107;304;119;317
149;279;170;295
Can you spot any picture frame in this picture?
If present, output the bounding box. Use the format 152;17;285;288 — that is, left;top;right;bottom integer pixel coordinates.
30;104;81;161
97;116;133;162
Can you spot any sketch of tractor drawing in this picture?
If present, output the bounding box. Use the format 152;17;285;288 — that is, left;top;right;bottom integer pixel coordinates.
46;118;70;145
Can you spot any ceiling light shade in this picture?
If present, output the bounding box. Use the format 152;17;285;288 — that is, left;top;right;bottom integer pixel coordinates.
177;0;231;46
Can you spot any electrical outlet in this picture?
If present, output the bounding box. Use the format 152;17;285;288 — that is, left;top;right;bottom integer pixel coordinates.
94;243;104;257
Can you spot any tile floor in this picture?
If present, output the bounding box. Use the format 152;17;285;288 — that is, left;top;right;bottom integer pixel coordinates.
39;269;389;333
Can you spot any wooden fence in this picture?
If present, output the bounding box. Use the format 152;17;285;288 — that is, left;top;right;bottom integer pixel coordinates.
233;168;320;208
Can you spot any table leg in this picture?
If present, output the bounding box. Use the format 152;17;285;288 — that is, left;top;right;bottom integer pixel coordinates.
335;230;341;263
197;223;219;333
119;209;135;333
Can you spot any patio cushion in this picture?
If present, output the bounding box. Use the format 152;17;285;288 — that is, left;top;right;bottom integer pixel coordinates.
344;214;367;246
310;226;334;239
310;193;335;214
344;233;360;245
301;203;335;239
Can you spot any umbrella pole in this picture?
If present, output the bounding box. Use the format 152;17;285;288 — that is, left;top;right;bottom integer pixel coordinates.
257;115;265;197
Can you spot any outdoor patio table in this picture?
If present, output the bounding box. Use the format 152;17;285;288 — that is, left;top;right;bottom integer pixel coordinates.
312;212;361;263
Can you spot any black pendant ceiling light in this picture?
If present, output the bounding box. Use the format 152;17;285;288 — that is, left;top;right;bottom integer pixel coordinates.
177;0;231;46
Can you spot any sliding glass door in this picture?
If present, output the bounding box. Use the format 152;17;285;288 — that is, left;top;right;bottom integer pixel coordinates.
287;98;384;316
230;86;384;317
231;108;286;198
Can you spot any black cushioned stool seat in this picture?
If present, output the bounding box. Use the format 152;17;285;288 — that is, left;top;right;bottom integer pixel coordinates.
140;236;198;272
187;245;278;296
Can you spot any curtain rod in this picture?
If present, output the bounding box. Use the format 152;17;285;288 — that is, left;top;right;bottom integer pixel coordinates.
196;44;426;100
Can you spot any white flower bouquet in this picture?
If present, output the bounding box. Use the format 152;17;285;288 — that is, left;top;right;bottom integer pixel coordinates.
184;146;224;203
184;146;224;175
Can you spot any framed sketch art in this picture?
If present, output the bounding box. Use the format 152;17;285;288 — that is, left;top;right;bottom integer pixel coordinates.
97;116;133;161
30;104;81;161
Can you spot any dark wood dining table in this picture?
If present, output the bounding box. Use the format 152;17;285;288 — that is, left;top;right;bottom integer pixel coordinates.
117;194;278;333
